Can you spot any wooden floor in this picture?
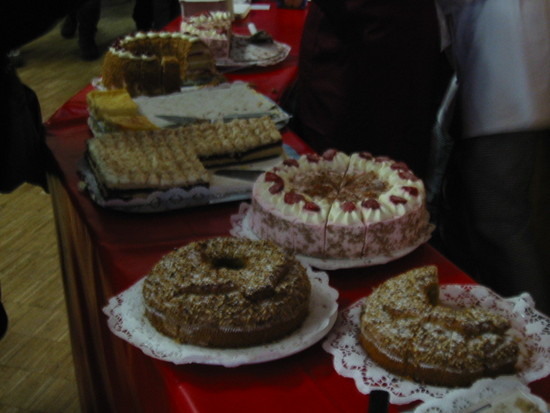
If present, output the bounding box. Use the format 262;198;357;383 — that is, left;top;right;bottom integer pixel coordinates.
0;1;135;411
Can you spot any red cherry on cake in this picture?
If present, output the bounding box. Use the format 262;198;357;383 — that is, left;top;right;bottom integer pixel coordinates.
322;149;338;160
398;171;419;182
359;152;373;160
283;159;299;167
402;186;419;196
265;171;281;183
341;201;357;212
390;195;408;205
361;199;380;209
391;162;409;171
284;191;305;204
303;201;321;212
269;182;284;194
375;156;391;162
306;153;320;163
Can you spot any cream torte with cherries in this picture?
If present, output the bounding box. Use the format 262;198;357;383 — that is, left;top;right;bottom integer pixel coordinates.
180;11;233;60
249;150;432;260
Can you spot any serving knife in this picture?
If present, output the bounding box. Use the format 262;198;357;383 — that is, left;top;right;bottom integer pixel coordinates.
213;169;265;182
156;112;275;126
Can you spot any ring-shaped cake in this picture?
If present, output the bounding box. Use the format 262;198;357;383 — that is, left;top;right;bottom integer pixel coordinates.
142;237;311;348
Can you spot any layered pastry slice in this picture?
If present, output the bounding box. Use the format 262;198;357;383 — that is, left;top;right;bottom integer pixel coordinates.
86;128;209;200
85;116;283;200
185;116;283;166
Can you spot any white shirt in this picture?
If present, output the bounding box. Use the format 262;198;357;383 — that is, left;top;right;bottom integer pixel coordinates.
437;0;550;137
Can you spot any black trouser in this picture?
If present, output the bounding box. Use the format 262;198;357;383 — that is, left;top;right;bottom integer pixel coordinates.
0;301;7;340
66;0;101;44
0;56;49;193
441;131;550;316
133;0;179;31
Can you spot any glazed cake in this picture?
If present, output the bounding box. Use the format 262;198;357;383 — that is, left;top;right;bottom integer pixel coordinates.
142;237;311;347
101;31;219;97
180;11;232;59
249;150;432;260
359;266;519;387
86;116;282;199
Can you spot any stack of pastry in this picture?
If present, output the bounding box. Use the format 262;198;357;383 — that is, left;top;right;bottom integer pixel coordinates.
87;128;209;200
86;116;282;200
187;117;283;166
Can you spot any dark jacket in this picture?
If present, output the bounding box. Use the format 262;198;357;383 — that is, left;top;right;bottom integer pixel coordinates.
0;1;77;192
295;0;451;178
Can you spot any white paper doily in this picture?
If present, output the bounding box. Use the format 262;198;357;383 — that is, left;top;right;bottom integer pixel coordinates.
414;376;548;413
322;284;550;405
103;266;339;367
230;203;433;270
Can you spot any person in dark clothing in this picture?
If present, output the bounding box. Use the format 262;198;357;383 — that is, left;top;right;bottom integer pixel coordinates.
293;0;451;180
60;0;101;60
133;0;180;31
0;284;7;340
0;2;75;194
1;1;79;339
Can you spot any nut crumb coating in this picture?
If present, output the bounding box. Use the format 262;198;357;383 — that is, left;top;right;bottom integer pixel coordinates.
142;237;311;348
359;265;519;387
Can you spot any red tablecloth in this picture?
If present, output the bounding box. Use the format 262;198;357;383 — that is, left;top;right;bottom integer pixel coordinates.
44;3;550;412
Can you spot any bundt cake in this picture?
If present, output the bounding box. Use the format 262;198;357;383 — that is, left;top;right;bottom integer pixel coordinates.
142;237;311;347
101;31;219;97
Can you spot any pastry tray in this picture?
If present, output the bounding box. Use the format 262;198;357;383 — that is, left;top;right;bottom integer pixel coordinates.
79;155;282;213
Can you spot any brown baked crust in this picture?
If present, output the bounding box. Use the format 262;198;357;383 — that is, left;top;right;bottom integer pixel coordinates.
102;32;218;97
359;266;519;388
142;237;311;348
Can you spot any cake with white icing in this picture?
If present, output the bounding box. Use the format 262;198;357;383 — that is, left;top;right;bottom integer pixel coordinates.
101;31;219;97
180;11;232;60
249;149;432;260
